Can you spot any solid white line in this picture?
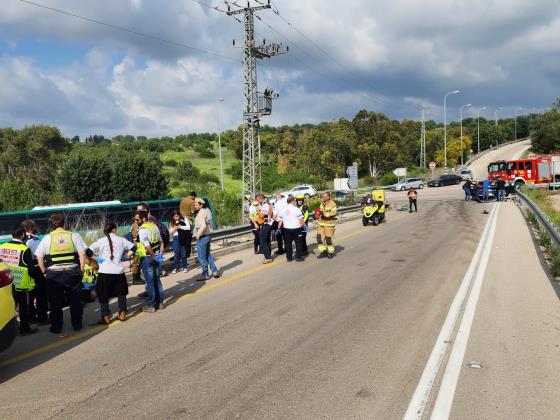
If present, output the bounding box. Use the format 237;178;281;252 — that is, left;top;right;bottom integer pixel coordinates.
430;204;501;419
403;203;498;420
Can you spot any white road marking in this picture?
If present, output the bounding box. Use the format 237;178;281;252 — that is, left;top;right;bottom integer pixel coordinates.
430;204;500;419
403;203;499;420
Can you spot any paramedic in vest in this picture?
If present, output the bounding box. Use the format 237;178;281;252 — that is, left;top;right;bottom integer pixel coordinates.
256;194;273;264
136;210;165;313
35;213;86;334
0;224;41;335
316;192;337;259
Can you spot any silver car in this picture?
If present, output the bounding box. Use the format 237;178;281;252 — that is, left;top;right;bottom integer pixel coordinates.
391;178;424;191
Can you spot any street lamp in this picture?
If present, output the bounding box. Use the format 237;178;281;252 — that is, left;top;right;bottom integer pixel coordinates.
444;90;460;169
216;98;225;191
460;103;472;167
494;107;503;147
476;107;486;153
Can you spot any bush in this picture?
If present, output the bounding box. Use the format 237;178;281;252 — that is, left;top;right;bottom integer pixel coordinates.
199;149;215;159
0;178;48;211
165;159;178;167
175;161;200;180
226;162;243;180
380;173;398;186
199;172;220;184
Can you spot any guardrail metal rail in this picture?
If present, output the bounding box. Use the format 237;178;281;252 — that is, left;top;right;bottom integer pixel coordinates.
517;189;560;247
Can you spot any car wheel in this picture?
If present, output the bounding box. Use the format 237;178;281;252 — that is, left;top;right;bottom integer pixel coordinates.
419;184;424;189
514;180;524;190
400;186;406;191
362;217;369;226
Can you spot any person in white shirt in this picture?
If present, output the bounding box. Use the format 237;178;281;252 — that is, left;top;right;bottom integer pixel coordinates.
272;193;286;255
278;195;305;262
256;194;273;264
88;223;136;324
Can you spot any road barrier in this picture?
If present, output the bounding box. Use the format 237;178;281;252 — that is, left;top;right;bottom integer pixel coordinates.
516;189;560;247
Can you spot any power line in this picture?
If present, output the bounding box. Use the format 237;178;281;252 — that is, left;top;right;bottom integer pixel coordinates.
19;0;239;63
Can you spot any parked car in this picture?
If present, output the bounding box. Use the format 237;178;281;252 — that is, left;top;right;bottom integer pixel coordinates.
458;169;473;180
391;178;424;191
427;174;463;187
334;190;348;200
288;184;317;199
0;262;17;353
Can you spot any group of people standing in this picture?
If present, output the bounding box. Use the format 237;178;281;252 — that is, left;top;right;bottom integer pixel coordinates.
249;191;338;263
462;178;507;202
2;191;222;335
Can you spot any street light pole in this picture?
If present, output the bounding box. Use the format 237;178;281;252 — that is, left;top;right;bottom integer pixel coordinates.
460;103;472;167
444;90;460;170
494;107;503;147
217;98;225;191
476;106;486;153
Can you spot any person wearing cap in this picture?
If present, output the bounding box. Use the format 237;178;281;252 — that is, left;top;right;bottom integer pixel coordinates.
193;198;220;280
295;195;309;255
278;196;305;262
256;194;273;264
248;199;261;254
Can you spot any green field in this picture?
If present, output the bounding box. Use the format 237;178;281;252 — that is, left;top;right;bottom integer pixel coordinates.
162;144;242;197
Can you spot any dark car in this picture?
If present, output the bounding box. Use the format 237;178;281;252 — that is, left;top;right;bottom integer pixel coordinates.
469;180;515;201
427;174;462;187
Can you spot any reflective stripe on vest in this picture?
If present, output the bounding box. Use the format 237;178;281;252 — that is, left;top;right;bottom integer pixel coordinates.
47;230;78;267
135;241;147;257
0;242;34;291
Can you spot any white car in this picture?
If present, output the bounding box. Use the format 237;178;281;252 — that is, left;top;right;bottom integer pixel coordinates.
288;184;317;199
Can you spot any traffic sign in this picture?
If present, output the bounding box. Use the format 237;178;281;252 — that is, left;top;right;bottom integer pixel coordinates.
429;162;436;169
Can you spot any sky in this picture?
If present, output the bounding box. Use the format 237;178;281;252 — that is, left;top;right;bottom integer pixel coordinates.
0;0;559;138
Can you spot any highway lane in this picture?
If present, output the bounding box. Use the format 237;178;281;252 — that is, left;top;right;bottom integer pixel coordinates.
0;188;491;419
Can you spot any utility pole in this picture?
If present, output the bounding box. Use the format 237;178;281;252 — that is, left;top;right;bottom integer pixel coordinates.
227;1;286;221
420;107;426;168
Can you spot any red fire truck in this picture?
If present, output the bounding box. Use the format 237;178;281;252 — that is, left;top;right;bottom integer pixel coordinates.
487;154;560;188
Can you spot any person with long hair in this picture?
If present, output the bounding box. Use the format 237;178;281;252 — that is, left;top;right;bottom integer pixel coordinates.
168;209;190;273
88;223;136;324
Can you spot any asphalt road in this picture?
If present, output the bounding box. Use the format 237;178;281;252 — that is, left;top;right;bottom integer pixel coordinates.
3;139;559;420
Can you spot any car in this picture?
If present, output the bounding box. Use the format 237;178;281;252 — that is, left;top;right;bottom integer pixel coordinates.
0;262;17;353
334;190;348;200
391;178;424;191
427;174;463;187
458;169;473;180
288;184;317;199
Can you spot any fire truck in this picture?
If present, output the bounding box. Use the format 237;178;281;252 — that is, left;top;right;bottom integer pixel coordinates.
487;154;560;188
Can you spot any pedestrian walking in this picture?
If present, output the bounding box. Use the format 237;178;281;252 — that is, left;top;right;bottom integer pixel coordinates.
168;210;190;273
496;177;506;202
272;193;286;255
35;213;86;334
408;187;418;213
88;223;136;324
482;179;491;202
21;219;49;325
463;179;472;201
278;196;305;262
0;225;41;336
193;198;220;280
316;192;337;259
135;211;165;312
256;194;273;264
249;200;261;254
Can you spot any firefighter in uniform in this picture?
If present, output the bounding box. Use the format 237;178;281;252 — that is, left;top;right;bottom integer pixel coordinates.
295;194;309;255
0;225;39;335
249;200;260;254
316;192;337;259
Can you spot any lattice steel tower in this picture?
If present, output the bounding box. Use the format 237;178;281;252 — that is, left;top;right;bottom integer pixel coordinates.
227;1;286;220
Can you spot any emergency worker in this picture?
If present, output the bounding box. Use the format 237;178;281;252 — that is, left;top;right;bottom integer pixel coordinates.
22;219;49;324
272;193;286;255
295;195;309;255
0;225;40;335
248;200;260;254
256;194;273;264
316;192;337;259
136;211;165;312
129;211;144;286
35;213;86;334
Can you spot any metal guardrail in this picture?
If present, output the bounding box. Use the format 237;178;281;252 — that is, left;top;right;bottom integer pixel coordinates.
517;189;560;246
210;204;362;243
